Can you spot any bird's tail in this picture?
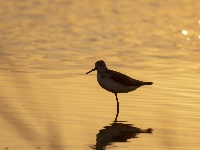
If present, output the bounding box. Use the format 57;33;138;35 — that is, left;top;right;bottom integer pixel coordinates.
143;82;153;85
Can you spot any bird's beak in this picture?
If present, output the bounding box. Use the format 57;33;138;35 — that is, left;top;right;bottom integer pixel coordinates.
86;67;97;74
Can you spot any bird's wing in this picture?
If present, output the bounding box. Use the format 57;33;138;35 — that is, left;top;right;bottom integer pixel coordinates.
108;70;144;86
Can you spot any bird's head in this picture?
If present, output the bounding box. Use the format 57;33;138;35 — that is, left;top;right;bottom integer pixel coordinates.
86;60;107;74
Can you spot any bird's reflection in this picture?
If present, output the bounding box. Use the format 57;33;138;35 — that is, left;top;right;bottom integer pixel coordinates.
91;105;153;150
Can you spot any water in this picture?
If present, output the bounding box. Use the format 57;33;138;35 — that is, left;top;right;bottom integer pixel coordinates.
0;0;200;149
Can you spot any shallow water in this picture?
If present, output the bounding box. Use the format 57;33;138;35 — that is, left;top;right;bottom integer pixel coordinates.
0;0;200;149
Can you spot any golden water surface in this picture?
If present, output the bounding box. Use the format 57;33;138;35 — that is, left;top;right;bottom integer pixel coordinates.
0;0;200;150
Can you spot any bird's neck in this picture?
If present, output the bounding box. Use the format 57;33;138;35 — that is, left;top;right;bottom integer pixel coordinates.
97;67;108;74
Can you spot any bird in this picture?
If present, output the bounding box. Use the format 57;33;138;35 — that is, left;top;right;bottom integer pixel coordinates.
86;60;153;112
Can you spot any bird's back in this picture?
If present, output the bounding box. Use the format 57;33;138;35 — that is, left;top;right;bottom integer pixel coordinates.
107;69;152;87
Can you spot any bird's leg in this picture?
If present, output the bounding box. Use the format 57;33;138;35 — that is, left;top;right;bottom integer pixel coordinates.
114;93;119;122
115;93;119;112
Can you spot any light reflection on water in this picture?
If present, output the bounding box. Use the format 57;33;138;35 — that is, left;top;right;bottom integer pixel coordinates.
1;0;200;150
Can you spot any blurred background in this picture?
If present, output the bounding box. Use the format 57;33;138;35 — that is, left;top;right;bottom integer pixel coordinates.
0;0;200;149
